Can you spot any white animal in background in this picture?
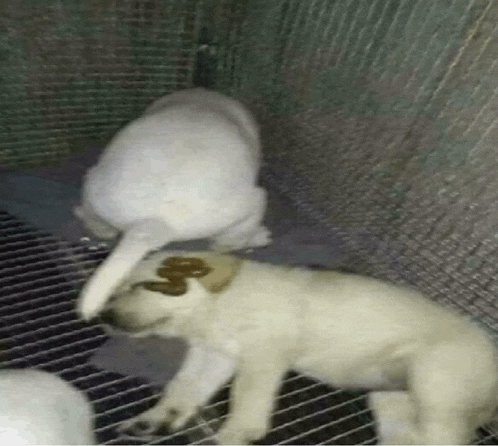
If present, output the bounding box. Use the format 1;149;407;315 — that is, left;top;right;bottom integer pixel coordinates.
97;250;498;445
0;369;96;445
75;88;271;321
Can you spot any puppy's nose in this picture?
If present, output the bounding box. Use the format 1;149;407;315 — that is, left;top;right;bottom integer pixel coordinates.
97;308;135;333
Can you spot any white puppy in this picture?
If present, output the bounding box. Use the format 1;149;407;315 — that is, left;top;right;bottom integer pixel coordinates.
75;88;270;321
0;369;95;445
97;250;498;445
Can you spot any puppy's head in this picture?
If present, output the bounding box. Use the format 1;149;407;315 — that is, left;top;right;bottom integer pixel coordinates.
98;251;242;335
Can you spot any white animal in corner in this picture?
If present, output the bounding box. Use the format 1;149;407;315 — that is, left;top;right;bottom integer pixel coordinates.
0;369;96;445
75;88;271;321
96;250;498;445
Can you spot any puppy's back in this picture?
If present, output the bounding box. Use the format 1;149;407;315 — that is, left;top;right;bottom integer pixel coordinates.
232;262;493;358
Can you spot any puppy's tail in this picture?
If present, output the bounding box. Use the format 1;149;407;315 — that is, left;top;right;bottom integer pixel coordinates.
77;219;175;321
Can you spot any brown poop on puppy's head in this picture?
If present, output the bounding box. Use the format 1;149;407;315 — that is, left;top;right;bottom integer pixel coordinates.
136;254;243;296
137;257;212;296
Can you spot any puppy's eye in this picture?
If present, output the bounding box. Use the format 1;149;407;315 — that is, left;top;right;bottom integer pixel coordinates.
160;280;187;296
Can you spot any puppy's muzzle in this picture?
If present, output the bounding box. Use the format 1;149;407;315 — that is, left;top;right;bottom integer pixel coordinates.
93;304;142;333
95;305;171;334
98;308;123;329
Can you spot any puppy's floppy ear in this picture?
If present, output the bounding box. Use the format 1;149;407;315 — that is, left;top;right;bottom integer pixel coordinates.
197;254;244;293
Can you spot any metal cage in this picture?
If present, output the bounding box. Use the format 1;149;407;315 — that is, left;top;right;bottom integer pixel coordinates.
2;0;498;444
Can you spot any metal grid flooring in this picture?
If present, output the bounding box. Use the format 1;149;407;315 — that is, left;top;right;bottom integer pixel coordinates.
1;209;497;445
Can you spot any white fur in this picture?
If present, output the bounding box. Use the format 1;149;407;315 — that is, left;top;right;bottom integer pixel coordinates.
368;391;417;444
119;345;235;436
103;251;498;445
0;369;95;445
75;88;271;320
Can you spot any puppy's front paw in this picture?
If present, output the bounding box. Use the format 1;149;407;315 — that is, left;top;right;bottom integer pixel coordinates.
118;397;198;438
217;417;269;445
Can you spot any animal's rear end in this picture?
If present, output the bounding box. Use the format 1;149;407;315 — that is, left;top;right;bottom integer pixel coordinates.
407;332;498;444
76;89;269;320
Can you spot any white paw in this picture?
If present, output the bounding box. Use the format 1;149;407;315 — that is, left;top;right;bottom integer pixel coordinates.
73;205;119;240
246;225;272;248
369;391;416;445
83;221;119;240
211;226;272;252
217;416;269;445
118;397;199;437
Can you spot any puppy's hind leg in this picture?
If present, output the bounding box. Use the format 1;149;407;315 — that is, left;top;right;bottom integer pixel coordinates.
370;390;481;445
409;340;498;444
416;408;483;445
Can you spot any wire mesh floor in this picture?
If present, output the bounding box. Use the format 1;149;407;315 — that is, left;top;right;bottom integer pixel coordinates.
1;209;497;445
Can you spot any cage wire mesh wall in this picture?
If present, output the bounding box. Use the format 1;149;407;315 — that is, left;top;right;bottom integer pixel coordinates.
2;0;498;444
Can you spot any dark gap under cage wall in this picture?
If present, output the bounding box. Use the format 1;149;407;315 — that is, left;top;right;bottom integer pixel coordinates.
2;0;498;444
